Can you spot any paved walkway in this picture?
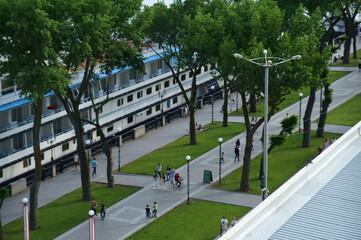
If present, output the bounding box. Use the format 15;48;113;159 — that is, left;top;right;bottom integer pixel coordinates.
2;67;360;239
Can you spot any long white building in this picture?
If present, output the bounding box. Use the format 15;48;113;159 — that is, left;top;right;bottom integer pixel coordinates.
0;46;221;192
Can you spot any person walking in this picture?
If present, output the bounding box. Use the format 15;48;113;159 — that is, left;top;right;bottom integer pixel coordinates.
73;153;79;170
234;145;240;162
166;165;171;181
91;158;97;176
100;201;106;220
235;139;240;148
358;58;361;70
145;205;151;223
152;202;158;218
90;199;98;216
170;167;175;184
161;173;167;190
231;217;237;227
153;171;160;189
220;216;228;236
156;163;162;177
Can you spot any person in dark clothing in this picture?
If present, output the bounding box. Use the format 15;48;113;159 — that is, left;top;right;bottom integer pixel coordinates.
234;146;240;162
100;201;106;220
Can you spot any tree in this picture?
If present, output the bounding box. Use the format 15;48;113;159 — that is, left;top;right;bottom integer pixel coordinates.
0;0;68;229
0;188;10;240
317;82;333;137
48;0;143;201
140;0;224;144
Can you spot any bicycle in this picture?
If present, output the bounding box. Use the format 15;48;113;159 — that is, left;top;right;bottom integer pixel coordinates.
172;178;184;191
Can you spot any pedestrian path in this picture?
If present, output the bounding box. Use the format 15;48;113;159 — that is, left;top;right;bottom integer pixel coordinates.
2;67;360;240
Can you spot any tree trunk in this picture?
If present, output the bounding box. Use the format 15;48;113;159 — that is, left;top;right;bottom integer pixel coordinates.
342;17;354;64
222;81;228;127
302;87;316;147
353;34;357;59
29;99;43;230
317;84;332;137
189;106;197;145
249;93;257;113
97;128;114;188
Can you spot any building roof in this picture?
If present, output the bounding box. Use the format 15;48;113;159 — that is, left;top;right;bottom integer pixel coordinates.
221;122;361;240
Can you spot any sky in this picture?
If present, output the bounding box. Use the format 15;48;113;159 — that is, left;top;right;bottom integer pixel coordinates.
143;0;174;6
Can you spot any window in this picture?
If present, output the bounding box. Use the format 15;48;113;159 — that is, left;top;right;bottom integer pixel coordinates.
172;97;178;104
127;116;133;124
155;104;161;111
62;143;69;151
173;78;177;84
204;65;208;72
23;158;31;168
137;91;143;99
11;108;17;122
189;72;192;78
164;81;169;88
117;98;123;107
129;69;136;80
0;169;2;178
146;87;152;95
155;84;161;91
146;108;152;115
181;74;186;81
157;59;163;69
99;107;103;114
127;95;133;103
107;126;113;132
41;153;44;161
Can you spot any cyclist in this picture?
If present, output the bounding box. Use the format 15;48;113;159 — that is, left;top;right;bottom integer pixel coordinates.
174;172;182;188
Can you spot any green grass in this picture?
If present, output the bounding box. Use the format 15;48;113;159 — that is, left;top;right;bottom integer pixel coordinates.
3;184;140;240
229;71;351;117
215;131;342;195
126;199;251;240
331;49;360;67
120;122;245;175
326;93;361;126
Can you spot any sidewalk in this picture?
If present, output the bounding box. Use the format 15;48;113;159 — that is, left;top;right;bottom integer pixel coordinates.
2;68;360;240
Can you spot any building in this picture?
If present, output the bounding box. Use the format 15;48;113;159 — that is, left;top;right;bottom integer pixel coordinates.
0;45;221;192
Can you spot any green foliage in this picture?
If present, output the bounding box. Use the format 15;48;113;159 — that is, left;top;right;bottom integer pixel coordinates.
120;122;245;175
0;188;9;201
3;184;139;240
127;200;251;240
280;115;298;135
215;131;342;194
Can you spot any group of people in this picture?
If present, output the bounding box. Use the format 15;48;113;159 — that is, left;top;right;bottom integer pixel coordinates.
317;137;337;155
220;216;237;236
90;199;106;220
145;202;158;223
73;153;98;177
153;163;182;190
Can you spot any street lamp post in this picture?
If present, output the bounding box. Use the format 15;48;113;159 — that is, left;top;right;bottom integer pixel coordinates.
88;210;95;240
117;128;122;172
47;136;56;177
85;140;91;162
218;137;223;184
210;85;215;124
158;90;166;126
186;155;191;204
234;51;301;200
22;198;29;240
298;93;303;133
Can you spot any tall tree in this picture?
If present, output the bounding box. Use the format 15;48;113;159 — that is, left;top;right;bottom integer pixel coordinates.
0;0;68;229
0;188;10;240
48;0;143;201
140;0;224;145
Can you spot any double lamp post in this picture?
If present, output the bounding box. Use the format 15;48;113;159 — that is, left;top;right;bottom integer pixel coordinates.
233;50;301;200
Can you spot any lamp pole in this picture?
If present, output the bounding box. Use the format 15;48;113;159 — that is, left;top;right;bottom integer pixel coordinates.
218;137;223;184
117;128;122;172
85;140;91;162
22;198;29;240
234;51;301;200
210;85;215;124
298;93;303;133
88;210;95;240
186;155;191;204
158;90;165;126
47;136;56;177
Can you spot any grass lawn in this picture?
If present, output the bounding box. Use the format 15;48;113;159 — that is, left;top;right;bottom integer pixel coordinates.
230;71;351;117
214;131;342;195
331;49;360;67
325;93;361;126
120;122;245;175
3;184;139;240
126;199;251;240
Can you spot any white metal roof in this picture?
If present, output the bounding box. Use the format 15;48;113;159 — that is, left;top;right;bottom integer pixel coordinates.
221;122;361;240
